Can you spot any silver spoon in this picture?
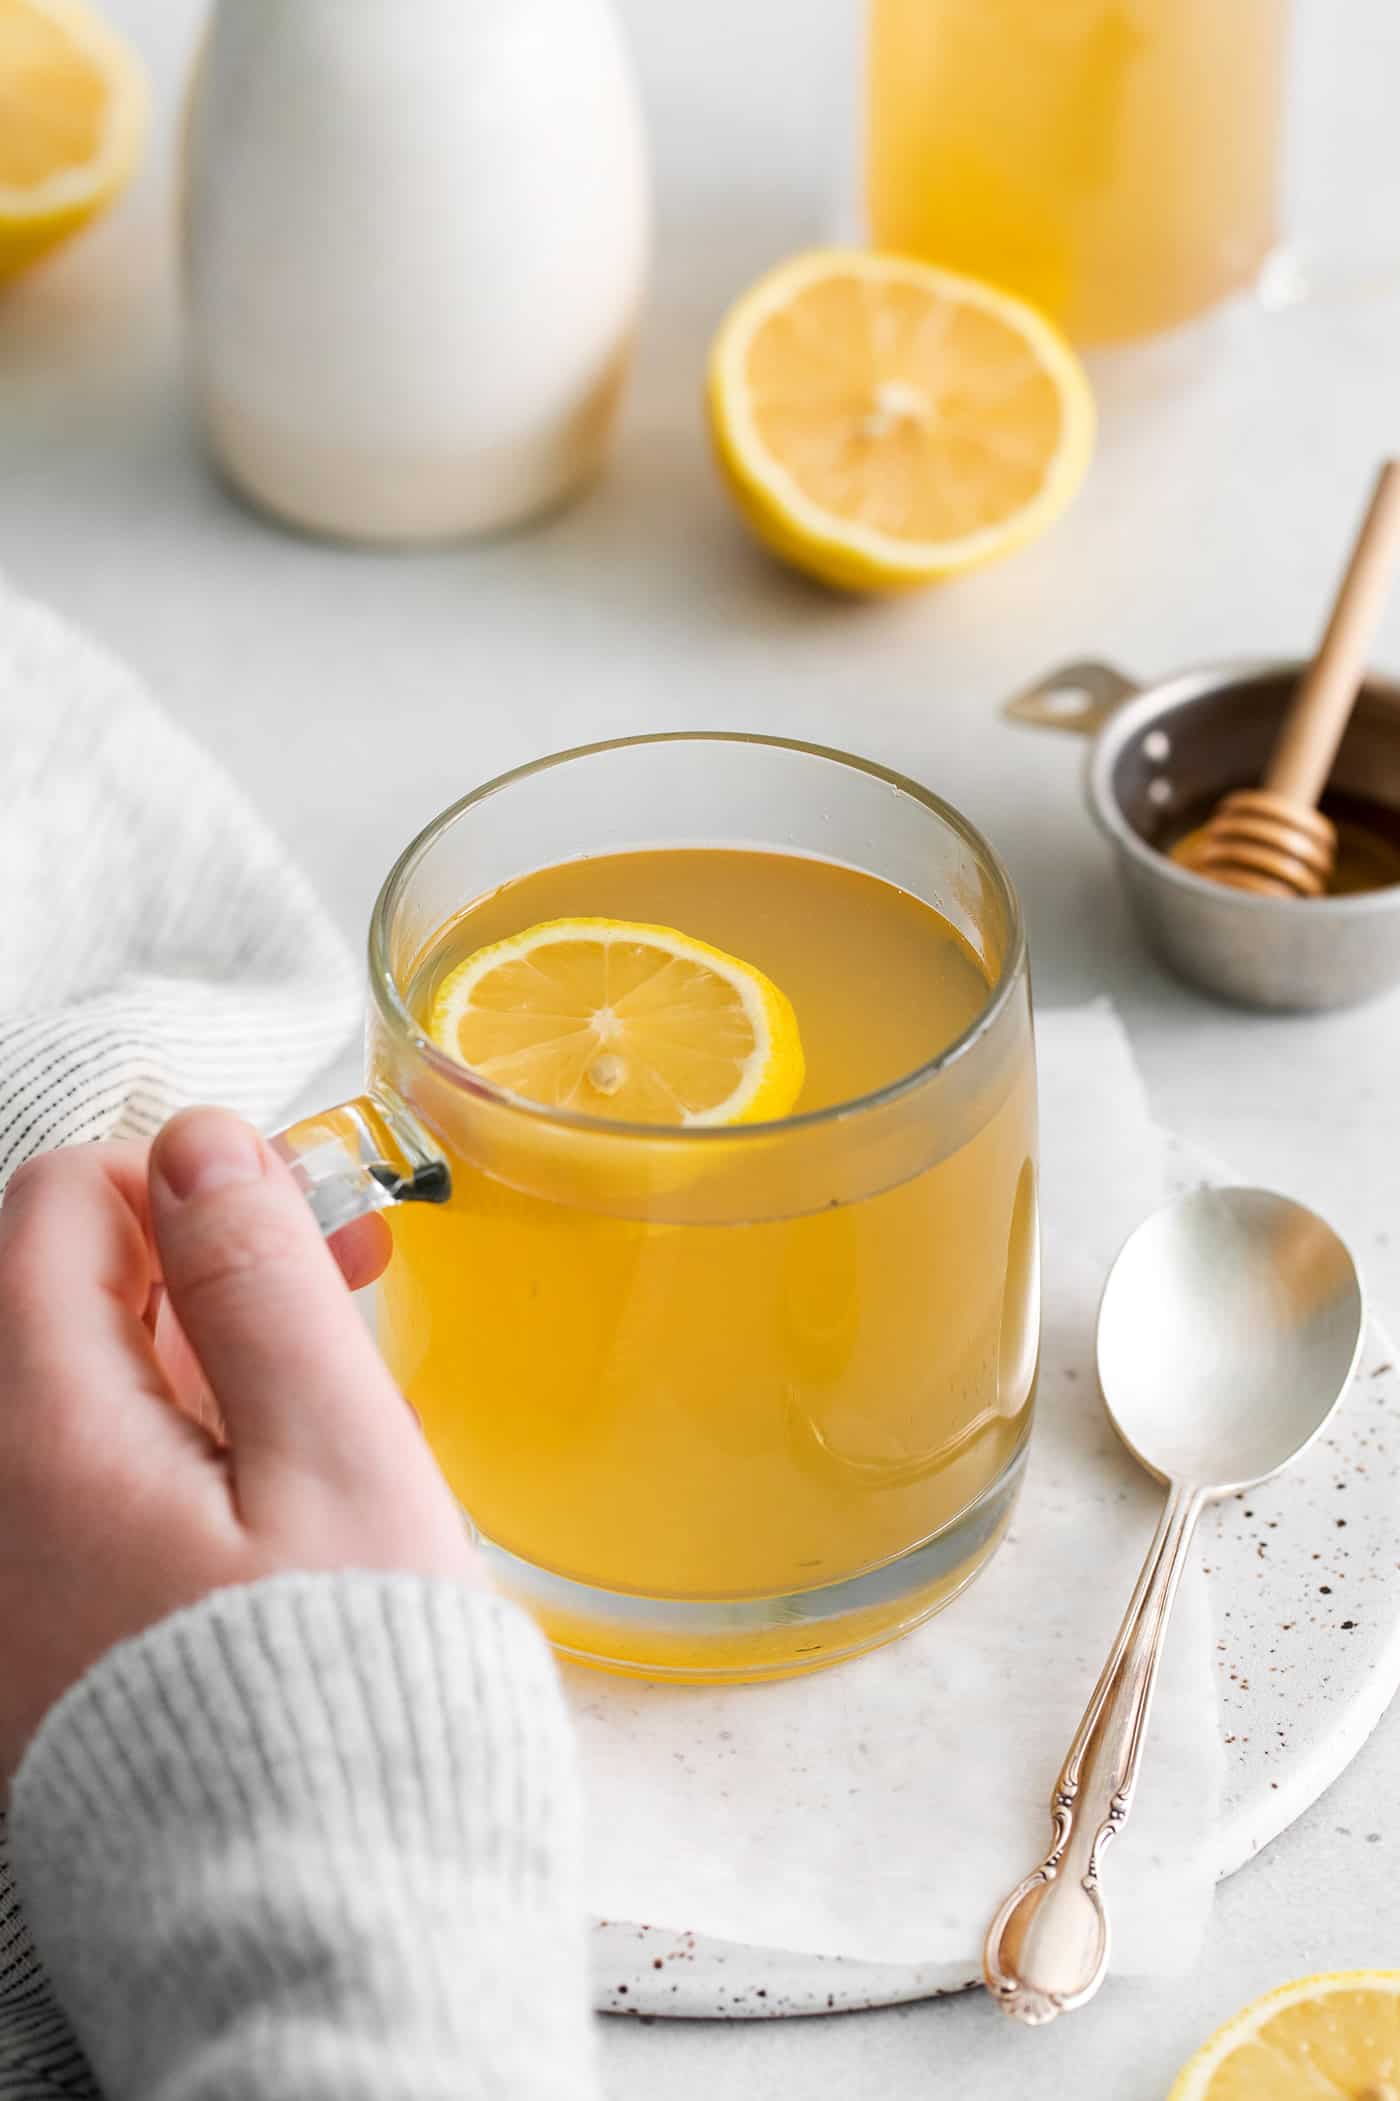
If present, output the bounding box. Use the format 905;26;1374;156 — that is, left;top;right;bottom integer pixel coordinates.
983;1186;1364;2025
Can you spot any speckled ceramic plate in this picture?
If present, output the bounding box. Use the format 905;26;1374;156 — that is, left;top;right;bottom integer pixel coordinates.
589;1134;1400;2018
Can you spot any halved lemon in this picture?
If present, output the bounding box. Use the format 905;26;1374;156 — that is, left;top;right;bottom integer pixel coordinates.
1168;1971;1400;2101
428;919;805;1127
0;0;149;286
708;248;1094;594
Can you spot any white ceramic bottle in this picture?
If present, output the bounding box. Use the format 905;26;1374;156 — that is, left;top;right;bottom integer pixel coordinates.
183;0;649;543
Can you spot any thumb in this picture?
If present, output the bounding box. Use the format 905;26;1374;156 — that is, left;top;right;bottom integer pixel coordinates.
149;1107;410;1491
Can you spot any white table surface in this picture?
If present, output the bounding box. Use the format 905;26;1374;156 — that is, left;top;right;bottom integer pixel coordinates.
4;3;1400;2093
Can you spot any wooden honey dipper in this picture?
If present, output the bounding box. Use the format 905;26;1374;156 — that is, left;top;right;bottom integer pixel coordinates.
1180;459;1400;898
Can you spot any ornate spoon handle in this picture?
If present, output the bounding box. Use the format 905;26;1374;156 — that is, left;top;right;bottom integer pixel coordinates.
983;1480;1206;2024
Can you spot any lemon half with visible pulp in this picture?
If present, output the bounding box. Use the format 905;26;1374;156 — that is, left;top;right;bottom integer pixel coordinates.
1168;1970;1400;2101
428;918;805;1127
708;248;1094;594
0;0;148;285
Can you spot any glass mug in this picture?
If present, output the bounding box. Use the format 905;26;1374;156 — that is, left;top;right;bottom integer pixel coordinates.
274;736;1040;1681
865;0;1289;345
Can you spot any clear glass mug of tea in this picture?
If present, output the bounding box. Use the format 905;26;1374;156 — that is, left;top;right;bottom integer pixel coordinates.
273;736;1039;1682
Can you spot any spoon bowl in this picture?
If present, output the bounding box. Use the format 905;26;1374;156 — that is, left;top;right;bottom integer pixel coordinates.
1097;1186;1365;1494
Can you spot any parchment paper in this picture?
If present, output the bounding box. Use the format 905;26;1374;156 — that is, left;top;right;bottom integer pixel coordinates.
566;1003;1224;1975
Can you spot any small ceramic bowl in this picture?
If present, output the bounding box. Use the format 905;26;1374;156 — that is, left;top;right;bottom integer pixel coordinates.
1006;656;1400;1011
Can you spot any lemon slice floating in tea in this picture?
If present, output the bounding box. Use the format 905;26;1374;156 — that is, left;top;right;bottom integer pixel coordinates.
1167;1969;1400;2101
707;248;1094;593
428;918;805;1126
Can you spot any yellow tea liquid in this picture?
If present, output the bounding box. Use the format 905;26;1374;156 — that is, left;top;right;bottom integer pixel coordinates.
377;847;1038;1678
866;0;1287;344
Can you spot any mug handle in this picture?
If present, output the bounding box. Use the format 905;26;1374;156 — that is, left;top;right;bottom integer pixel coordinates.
269;1090;451;1238
1002;660;1142;737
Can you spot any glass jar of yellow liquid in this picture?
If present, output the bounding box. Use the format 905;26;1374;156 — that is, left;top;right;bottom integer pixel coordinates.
274;738;1038;1682
866;0;1289;343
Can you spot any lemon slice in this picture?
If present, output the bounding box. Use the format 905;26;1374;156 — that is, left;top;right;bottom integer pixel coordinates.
0;0;148;285
707;248;1094;594
428;918;805;1127
1168;1970;1400;2101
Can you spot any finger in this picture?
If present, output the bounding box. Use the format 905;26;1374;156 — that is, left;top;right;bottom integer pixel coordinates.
151;1289;224;1439
0;1136;392;1301
0;1144;159;1371
0;1143;215;1470
148;1107;409;1485
329;1210;393;1292
144;1221;393;1431
0;1141;154;1306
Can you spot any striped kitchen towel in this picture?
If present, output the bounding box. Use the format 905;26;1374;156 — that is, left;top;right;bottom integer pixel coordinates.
0;576;360;1186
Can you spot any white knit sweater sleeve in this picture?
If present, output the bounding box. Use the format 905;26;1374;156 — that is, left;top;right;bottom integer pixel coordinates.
4;1575;598;2101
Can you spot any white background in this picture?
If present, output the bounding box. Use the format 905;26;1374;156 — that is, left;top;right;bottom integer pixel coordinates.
3;2;1399;2093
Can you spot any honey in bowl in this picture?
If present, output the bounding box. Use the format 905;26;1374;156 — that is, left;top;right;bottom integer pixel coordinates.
1163;786;1400;897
